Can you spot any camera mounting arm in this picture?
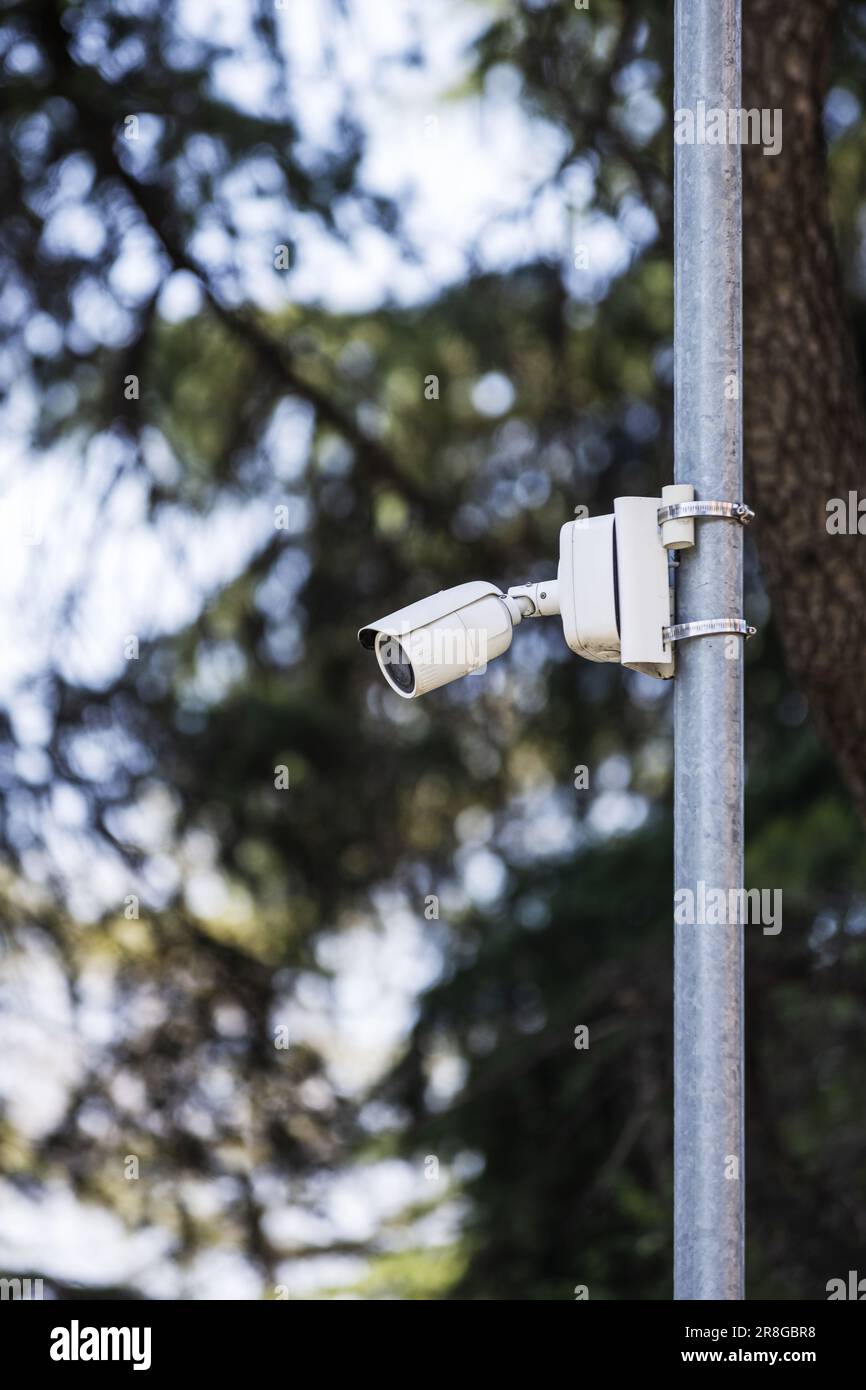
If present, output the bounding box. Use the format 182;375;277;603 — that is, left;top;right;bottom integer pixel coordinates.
504;581;560;624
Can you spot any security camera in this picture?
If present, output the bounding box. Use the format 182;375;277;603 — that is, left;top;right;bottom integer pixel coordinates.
358;581;523;699
358;496;677;696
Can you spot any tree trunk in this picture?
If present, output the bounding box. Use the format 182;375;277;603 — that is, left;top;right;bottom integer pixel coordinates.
743;0;866;815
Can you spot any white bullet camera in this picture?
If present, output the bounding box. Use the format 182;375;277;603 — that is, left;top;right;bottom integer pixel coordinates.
359;496;675;698
358;581;517;699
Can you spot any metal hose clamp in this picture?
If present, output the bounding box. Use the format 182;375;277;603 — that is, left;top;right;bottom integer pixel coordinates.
664;618;756;644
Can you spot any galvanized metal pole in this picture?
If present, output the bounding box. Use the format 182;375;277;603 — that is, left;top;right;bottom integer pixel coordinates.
673;1;745;1299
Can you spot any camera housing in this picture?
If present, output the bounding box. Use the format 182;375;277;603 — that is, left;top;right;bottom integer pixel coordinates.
358;581;515;699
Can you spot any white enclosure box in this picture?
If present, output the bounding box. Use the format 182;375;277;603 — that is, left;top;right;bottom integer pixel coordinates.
558;500;674;680
613;496;674;679
557;514;620;663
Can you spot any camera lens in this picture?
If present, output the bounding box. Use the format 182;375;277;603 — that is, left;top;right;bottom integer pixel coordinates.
379;637;415;694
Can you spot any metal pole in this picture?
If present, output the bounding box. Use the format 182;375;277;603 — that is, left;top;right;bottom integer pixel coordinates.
673;0;744;1300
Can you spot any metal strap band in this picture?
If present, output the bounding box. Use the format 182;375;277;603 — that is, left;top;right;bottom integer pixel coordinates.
657;500;754;526
663;618;756;643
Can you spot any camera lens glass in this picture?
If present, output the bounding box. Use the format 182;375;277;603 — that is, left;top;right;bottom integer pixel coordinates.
379;637;415;694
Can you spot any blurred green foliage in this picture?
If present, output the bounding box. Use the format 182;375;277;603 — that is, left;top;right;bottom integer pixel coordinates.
1;0;866;1299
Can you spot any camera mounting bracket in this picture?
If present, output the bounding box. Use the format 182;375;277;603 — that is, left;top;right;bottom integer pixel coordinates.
659;484;756;648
